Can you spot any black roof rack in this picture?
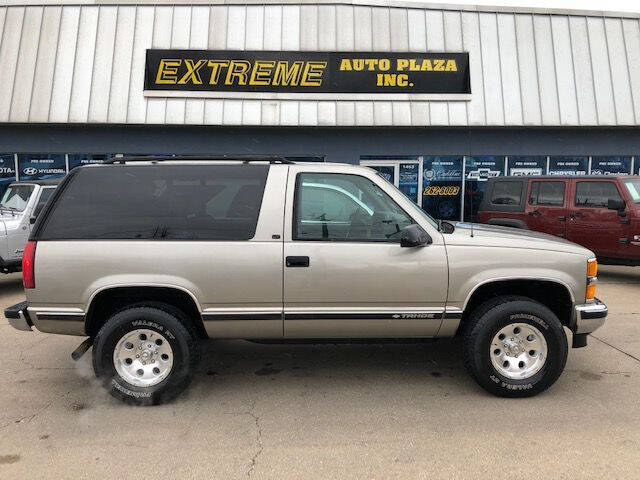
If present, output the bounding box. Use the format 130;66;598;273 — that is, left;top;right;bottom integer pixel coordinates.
105;155;293;165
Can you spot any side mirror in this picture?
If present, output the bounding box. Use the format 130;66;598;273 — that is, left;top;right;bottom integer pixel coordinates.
607;198;626;213
400;224;432;248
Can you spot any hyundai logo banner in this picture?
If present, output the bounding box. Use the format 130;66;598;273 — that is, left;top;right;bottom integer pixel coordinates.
18;154;65;181
144;50;471;97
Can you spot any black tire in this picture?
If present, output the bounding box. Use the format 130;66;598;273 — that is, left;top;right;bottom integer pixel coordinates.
462;295;568;398
92;306;200;406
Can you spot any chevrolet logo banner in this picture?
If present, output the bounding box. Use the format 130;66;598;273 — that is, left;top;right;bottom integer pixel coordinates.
144;50;470;99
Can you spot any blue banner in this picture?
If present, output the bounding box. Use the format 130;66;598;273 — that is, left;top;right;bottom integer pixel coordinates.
548;156;588;176
507;156;546;176
17;154;66;181
422;156;463;220
0;154;16;197
68;154;114;170
590;156;632;176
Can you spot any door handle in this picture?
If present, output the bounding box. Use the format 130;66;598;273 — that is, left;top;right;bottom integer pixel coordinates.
286;256;310;267
528;210;542;217
557;216;566;221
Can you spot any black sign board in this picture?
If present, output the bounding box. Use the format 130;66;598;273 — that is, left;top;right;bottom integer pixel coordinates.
144;50;470;95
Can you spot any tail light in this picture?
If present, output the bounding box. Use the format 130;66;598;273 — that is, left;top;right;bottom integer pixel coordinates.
22;241;36;289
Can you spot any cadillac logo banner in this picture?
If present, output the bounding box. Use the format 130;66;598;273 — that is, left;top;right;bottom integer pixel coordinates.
144;50;470;99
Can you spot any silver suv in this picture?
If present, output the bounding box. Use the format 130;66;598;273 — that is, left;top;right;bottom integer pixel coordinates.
4;157;607;405
0;179;59;273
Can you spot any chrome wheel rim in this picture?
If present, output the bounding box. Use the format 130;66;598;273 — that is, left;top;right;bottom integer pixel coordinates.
490;323;547;380
113;329;174;387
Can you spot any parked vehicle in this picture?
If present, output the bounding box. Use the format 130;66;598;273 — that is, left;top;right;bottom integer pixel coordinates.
5;157;607;404
477;175;640;266
0;179;59;273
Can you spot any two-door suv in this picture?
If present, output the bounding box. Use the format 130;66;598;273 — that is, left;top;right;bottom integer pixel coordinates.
5;157;607;405
477;175;640;266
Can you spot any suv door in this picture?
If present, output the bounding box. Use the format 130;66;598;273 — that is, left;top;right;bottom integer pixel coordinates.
283;166;448;337
525;180;568;237
567;179;629;258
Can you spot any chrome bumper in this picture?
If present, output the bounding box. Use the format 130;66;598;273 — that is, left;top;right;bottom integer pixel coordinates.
4;301;33;332
574;298;607;335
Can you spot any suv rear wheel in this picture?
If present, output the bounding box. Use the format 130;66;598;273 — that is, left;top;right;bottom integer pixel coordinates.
462;296;568;398
92;306;199;405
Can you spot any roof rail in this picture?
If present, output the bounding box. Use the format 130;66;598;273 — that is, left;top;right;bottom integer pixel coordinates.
105;155;294;165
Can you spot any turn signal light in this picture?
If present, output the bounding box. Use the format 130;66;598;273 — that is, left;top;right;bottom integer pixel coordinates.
586;283;596;301
587;258;598;278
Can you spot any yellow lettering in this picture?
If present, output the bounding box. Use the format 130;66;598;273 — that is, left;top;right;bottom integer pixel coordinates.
397;59;409;71
445;59;457;72
225;60;251;86
155;59;181;84
339;58;352;71
434;59;445;71
422;59;433;71
249;60;275;86
397;74;409;87
178;59;207;84
352;59;364;71
379;58;390;71
207;60;230;85
273;61;304;86
300;61;326;87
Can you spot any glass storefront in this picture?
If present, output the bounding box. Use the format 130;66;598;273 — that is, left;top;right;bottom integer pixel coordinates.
360;155;636;222
548;156;588;176
422;156;463;221
463;156;506;222
0;154;16;198
590;156;632;176
17;154;66;181
68;154;114;170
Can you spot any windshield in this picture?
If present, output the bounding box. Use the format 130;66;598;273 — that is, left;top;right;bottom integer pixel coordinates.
0;184;34;212
372;169;440;229
623;178;640;204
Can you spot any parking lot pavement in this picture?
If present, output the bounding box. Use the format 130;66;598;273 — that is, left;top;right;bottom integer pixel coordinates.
0;268;638;479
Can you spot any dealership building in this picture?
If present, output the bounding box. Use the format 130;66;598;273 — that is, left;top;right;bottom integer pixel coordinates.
1;0;640;221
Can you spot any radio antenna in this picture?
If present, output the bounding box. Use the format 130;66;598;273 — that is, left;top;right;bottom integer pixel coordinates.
469;176;474;238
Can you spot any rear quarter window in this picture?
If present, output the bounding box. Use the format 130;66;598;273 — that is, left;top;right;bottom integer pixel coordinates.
490;181;522;206
36;165;269;240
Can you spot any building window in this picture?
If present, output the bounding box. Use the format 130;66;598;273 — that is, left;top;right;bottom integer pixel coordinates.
590;156;632;176
68;154;115;170
548;156;588;176
422;156;463;221
507;156;546;176
17;154;66;181
464;156;506;221
0;154;17;197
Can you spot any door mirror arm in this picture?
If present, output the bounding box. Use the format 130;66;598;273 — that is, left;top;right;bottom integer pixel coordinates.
400;224;432;248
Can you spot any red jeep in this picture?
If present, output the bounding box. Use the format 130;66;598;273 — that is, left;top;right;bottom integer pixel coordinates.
477;175;640;265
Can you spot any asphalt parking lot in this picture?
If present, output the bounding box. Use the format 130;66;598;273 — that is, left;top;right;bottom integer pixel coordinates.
0;267;639;479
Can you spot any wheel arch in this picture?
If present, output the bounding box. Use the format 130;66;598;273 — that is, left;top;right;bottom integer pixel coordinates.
85;285;207;339
459;278;574;333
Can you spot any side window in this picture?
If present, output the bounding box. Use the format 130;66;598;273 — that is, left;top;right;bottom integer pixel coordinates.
490;181;522;205
529;181;565;206
575;181;622;208
33;188;55;217
37;165;268;240
294;173;414;242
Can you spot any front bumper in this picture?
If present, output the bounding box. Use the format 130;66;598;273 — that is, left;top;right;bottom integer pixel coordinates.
574;298;608;335
4;301;33;331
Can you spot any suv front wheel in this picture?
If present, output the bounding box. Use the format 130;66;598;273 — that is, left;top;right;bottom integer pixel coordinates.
462;296;568;398
92;306;199;405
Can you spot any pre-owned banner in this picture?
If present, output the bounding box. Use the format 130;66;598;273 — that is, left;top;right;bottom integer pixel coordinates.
144;50;470;97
